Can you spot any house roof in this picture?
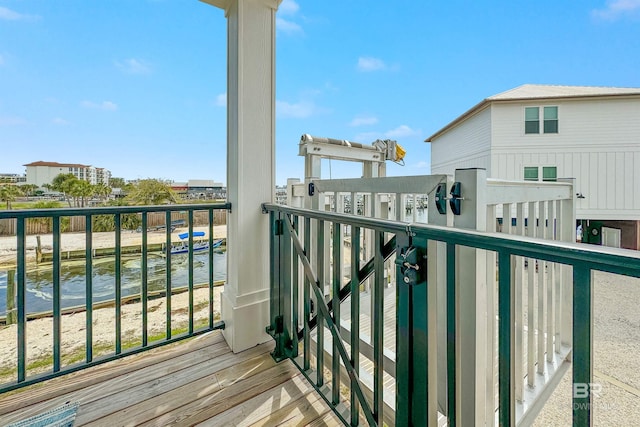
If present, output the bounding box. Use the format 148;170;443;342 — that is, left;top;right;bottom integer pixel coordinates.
23;161;91;168
425;84;640;142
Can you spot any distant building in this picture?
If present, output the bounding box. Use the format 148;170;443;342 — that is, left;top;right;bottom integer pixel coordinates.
23;161;111;188
186;179;225;200
427;84;640;249
0;173;27;184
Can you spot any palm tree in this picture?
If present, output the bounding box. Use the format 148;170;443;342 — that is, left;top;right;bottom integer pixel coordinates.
20;184;39;198
93;183;112;202
126;179;177;205
0;184;22;209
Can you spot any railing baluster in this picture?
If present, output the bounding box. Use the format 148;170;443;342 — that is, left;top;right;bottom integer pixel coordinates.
373;230;384;424
166;210;173;338
292;215;299;356
350;226;361;426
16;217;27;382
446;242;457;426
208;209;214;329
52;216;61;372
573;264;593;427
115;213;122;354
316;218;325;387
304;217;311;371
547;201;555;362
515;203;525;401
498;250;514;426
527;201;536;387
85;214;93;362
141;212;148;346
332;221;341;405
537;201;547;374
554;200;562;354
188;210;194;334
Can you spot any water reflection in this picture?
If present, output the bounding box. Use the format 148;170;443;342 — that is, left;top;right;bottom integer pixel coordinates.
0;250;226;316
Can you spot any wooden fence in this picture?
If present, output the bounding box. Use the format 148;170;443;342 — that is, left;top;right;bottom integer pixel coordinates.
0;210;226;236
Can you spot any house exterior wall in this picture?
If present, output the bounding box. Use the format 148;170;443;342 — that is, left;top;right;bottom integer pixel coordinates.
430;106;492;175
489;97;640;220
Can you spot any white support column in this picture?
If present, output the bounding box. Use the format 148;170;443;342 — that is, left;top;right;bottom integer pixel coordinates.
453;168;488;425
202;0;282;352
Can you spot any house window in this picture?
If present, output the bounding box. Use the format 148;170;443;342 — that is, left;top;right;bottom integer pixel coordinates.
543;106;558;133
525;107;539;134
542;166;557;181
524;166;539;181
525;106;558;134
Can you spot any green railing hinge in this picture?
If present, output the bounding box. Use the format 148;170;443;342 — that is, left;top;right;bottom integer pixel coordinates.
273;219;284;236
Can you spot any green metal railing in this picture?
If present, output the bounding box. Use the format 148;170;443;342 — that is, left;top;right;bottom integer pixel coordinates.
264;203;640;426
0;203;229;393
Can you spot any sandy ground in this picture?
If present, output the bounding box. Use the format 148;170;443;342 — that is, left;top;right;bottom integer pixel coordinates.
0;225;227;267
0;287;222;373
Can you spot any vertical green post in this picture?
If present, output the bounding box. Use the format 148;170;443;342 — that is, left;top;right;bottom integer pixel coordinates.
446;242;457;427
208;209;214;329
396;234;429;426
350;226;361;426
165;210;173;339
573;265;593;426
17;218;26;382
316;219;325;387
52;216;61;372
188;210;194;334
373;231;384;424
331;221;341;405
141;212;148;346
85;215;93;362
6;269;16;325
115;213;122;354
498;251;514;426
303;217;311;371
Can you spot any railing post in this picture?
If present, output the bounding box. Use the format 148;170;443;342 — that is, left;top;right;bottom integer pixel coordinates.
559;178;576;347
267;211;292;362
6;269;16;325
396;233;429;426
452;168;488;425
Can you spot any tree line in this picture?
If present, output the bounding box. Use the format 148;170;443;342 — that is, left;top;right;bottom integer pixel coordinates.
0;174;178;210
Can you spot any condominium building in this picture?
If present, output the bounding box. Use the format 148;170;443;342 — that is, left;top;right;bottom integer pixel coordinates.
23;161;111;188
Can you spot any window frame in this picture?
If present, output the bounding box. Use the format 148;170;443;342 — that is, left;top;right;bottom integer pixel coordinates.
524;166;539;181
542;166;557;182
524;106;559;135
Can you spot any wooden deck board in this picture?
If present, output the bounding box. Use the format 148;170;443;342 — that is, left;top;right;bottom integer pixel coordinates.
0;331;341;427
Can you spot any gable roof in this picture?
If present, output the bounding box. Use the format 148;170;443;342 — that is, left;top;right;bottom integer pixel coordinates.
24;161;91;168
425;84;640;142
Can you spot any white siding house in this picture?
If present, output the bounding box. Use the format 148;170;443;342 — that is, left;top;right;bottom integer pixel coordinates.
427;84;640;249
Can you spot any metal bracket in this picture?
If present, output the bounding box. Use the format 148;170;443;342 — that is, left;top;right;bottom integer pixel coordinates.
308;182;315;196
395;245;426;285
435;183;447;215
449;181;462;215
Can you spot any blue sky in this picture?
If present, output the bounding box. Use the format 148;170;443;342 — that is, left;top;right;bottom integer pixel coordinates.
1;0;639;185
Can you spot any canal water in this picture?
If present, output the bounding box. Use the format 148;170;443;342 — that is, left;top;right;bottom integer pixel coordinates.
0;250;226;316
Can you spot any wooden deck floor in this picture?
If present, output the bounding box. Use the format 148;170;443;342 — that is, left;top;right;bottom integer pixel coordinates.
0;331;343;426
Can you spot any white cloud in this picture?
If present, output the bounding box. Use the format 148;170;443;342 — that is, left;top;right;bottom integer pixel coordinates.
276;0;302;35
349;116;378;127
81;100;118;111
215;93;226;107
0;116;27;126
115;58;151;75
279;0;300;15
51;117;70;125
592;0;640;20
385;125;420;139
357;56;386;72
0;6;40;22
276;100;316;119
276;17;302;34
